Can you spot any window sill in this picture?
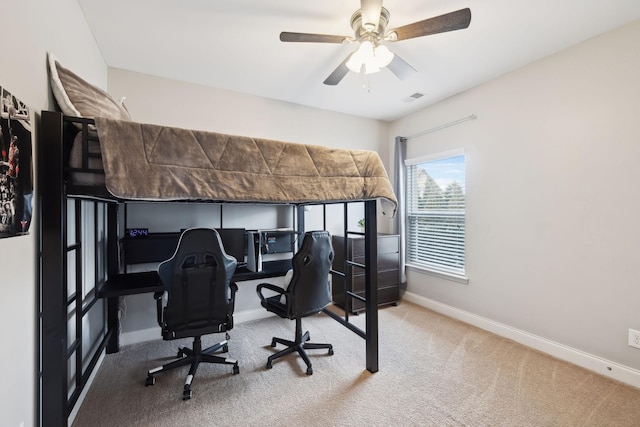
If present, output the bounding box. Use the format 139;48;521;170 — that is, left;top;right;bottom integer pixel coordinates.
406;263;469;284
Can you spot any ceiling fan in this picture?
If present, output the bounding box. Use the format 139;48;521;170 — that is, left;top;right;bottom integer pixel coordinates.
280;0;471;85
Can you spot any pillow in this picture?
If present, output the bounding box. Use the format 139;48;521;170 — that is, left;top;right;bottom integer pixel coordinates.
48;52;131;121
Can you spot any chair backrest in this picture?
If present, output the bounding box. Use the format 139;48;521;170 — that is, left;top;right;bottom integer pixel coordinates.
288;230;334;318
158;228;237;332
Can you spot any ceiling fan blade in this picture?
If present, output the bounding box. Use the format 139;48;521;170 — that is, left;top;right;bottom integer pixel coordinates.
360;0;383;32
390;8;471;41
280;32;349;43
386;54;417;81
323;55;351;86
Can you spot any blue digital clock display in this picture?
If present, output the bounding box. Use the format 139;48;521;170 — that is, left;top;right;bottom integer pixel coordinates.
127;228;149;238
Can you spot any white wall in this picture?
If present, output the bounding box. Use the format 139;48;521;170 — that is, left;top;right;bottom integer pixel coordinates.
389;19;640;376
108;68;390;154
0;1;106;426
107;69;392;341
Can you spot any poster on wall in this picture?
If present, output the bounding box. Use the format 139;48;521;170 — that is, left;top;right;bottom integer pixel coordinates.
0;86;33;238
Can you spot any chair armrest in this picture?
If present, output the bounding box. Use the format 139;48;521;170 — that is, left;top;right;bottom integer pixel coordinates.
225;282;238;329
228;282;238;311
153;291;165;327
256;282;286;306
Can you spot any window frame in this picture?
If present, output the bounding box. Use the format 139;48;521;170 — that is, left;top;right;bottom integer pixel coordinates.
405;148;468;284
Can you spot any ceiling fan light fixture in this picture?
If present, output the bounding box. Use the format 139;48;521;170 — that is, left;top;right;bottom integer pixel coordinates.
363;62;381;75
346;40;372;73
346;40;394;75
374;44;394;68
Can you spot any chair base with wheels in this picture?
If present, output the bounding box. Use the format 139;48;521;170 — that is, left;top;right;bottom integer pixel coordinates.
267;316;333;375
146;332;239;400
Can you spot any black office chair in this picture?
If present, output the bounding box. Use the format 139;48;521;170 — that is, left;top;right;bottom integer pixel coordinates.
145;228;239;400
256;230;334;375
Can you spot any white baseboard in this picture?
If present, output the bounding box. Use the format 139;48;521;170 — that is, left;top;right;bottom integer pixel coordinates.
234;308;275;324
403;291;640;390
119;309;276;347
120;326;161;346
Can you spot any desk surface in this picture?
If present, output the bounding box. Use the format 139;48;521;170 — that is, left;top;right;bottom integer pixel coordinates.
97;259;292;298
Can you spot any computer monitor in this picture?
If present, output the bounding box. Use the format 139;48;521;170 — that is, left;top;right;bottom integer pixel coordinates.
216;228;246;265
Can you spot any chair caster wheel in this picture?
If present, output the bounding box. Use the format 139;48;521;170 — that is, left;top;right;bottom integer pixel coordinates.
177;349;184;358
222;344;229;353
233;364;240;375
182;385;192;400
328;347;334;355
270;339;276;348
306;367;313;375
266;361;272;369
145;375;155;386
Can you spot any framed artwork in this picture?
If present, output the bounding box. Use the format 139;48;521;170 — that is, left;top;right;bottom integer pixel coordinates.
0;86;33;238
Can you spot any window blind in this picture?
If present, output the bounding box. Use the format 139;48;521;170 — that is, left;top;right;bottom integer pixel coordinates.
406;152;466;276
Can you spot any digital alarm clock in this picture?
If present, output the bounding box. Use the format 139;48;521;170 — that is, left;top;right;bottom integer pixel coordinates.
126;228;149;238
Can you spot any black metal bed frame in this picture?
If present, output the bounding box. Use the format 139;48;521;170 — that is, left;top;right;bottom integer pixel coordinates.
37;110;379;427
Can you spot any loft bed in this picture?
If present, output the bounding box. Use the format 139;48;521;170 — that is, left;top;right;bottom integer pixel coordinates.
37;109;397;425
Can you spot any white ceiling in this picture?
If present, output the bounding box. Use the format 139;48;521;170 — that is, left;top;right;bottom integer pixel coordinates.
77;0;640;122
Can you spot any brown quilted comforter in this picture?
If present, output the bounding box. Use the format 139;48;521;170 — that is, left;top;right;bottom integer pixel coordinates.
94;117;397;215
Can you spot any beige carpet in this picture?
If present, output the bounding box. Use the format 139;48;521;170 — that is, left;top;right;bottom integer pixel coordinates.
71;302;640;426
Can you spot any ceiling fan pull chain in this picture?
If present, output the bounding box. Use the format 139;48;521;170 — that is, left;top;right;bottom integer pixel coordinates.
360;74;372;93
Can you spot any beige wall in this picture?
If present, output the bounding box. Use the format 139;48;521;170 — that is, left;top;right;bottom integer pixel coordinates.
389;19;640;377
0;1;106;425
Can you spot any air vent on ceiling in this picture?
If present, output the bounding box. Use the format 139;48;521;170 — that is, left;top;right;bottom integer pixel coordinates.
404;92;424;103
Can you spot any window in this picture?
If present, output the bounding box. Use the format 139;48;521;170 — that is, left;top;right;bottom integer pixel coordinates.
406;149;466;280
